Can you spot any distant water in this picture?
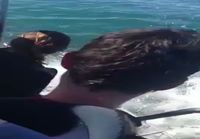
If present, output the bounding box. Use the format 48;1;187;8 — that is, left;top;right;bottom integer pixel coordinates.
4;0;200;138
5;0;200;50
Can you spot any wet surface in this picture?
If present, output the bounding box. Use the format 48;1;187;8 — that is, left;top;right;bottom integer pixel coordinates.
122;72;200;138
42;58;200;138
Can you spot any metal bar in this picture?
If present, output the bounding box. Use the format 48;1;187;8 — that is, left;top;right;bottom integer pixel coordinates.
137;108;200;121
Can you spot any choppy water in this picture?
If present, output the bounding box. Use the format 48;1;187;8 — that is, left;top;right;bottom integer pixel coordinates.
5;0;200;49
4;0;200;138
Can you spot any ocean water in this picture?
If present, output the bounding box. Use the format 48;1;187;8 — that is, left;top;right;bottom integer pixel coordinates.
4;0;200;138
5;0;200;49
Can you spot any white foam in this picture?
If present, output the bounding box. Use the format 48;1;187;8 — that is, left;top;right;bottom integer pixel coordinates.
40;54;66;96
122;72;200;138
